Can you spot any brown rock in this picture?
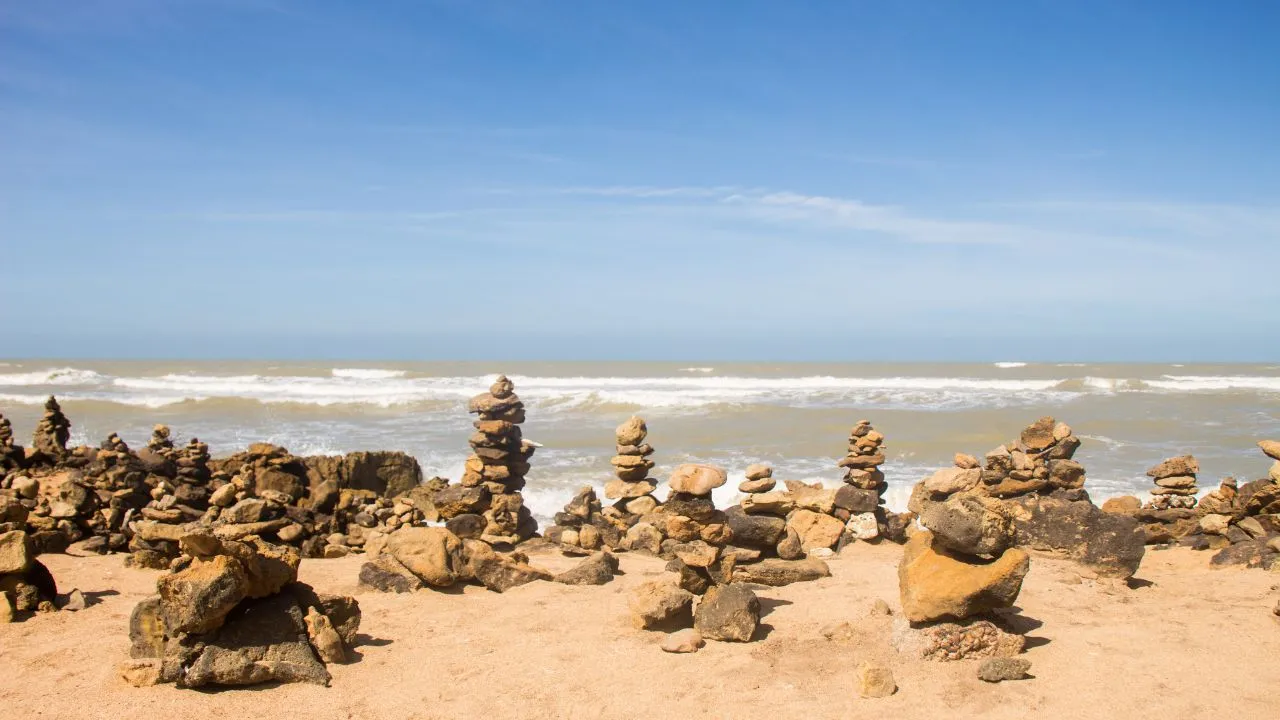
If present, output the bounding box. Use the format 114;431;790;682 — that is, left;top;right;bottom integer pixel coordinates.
1020;417;1057;452
786;509;845;552
978;657;1032;682
660;628;704;653
0;530;33;575
855;661;897;698
694;583;759;642
628;579;694;629
923;467;982;496
1147;455;1199;480
668;464;728;496
898;531;1030;623
744;464;773;481
732;558;830;586
386;527;465;587
1260;440;1280;461
954;453;980;469
738;478;776;494
919;495;1013;556
616;416;648;445
157;555;249;634
1101;496;1141;514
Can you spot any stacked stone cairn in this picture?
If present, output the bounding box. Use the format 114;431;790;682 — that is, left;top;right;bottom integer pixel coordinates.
1;412;26;476
448;375;538;545
31;396;72;464
894;494;1031;661
911;417;1146;580
545;486;610;552
1;530;60;622
606;416;661;519
147;424;176;458
120;531;361;688
836;420;903;543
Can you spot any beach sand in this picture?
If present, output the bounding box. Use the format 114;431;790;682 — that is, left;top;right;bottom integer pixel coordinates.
2;545;1277;720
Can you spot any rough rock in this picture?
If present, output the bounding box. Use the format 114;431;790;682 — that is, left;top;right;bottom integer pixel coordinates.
891;618;1026;661
923;467;982;496
357;554;424;593
668;464;728;496
386;527;465;587
1006;495;1145;579
1101;496;1141;514
553;552;618;586
629;579;695;630
157;555;249;634
180;594;330;688
1147;455;1199;480
0;530;33;575
898;531;1029;623
919;495;1014;556
694;583;760;642
732;558;830;586
723;507;785;548
741;492;795;515
463;540;553;592
978;657;1031;682
304;606;346;663
786;509;845;551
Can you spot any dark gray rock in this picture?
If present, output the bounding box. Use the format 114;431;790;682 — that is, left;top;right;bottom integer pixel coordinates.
1008;495;1145;579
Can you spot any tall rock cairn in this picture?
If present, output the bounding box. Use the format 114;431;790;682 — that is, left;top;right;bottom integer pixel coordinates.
0;412;22;472
464;375;537;543
31;396;71;462
1145;455;1199;510
837;420;888;526
605;416;660;517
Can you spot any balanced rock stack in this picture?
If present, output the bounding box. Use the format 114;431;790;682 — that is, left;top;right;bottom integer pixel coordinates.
739;464;775;494
606;416;661;518
895;494;1031;661
1145;455;1199;510
121;532;361;688
0;530;59;622
836;420;893;542
147;425;176;458
31;396;72;464
544;486;613;552
459;375;538;544
1;413;26;474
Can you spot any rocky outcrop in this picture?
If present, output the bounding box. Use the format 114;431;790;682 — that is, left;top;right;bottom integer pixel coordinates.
121;533;360;688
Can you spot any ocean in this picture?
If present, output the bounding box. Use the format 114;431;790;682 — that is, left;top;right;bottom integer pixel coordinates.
2;360;1278;523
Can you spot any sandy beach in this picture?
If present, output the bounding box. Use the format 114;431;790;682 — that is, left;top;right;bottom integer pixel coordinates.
2;544;1277;720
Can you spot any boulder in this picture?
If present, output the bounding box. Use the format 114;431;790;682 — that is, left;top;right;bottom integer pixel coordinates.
923;467;982;496
834;485;880;513
898;531;1029;623
1101;496;1140;515
553;552;618;586
723;507;785;549
616;417;647;446
343;451;422;498
629;579;695;630
1006;495;1145;579
180;594;330;688
744;464;773;481
731;558;830;586
668;464;728;496
386;527;466;587
0;530;33;575
357;554;424;593
786;509;844;551
462;540;553;592
741;492;795;515
919;495;1013;556
788;483;838;514
157;555;250;634
693;583;759;642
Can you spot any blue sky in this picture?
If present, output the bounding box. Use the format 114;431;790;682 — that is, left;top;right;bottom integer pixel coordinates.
2;0;1278;361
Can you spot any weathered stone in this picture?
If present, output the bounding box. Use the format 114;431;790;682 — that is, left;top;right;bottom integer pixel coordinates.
624;522;663;554
855;661;897;698
668;464;728;496
343;451;422;498
128;597;166;659
1048;459;1086;488
222;498;268;524
919;495;1013;556
694;583;759;642
1101;496;1141;514
744;464;773;481
629;579;695;630
1154;475;1198;490
304;606;345;663
1199;514;1231;535
432;485;489;518
1020;417;1057;452
157;555;249;634
624;494;659;515
923;467;982;496
672;541;719;568
0;530;33;575
181;594;330;688
738;478;776;494
605;479;657;500
954;453;980;469
445;513;487;540
732;558;830;586
1006;495;1145;579
1147;455;1199;480
553;551;618;586
978;657;1032;682
462;540;553;592
834;485;880;513
786;509;845;551
1259;440;1280;461
386;527;465;587
616;416;648;446
741;492;795;515
723;507;785;549
358;554;424;593
898;531;1029;623
776;526;804;560
845;512;880;541
661;628;704;653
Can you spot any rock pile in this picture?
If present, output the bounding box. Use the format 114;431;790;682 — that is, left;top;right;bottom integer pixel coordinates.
453;375;538;544
0;530;59;621
121;532;360;688
31;396;72;464
1144;455;1199;510
358;526;555;594
605;416;661;521
627;572;763;646
895;493;1031;661
147;424;176;458
913;417;1084;505
738;464;775;494
836;420;903;543
0;412;24;477
544;486;614;552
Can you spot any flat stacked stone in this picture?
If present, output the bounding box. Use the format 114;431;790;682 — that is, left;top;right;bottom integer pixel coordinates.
1145;455;1199;510
461;375;538;544
836;420;890;542
31;396;71;463
605;416;661;517
738;464;775;494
